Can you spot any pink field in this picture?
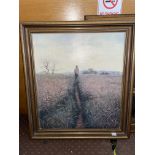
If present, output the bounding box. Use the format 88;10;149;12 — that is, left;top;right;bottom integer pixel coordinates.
35;73;122;128
79;74;122;128
80;74;122;99
36;74;72;107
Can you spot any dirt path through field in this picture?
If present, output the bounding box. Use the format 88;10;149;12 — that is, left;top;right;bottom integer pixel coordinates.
74;78;84;128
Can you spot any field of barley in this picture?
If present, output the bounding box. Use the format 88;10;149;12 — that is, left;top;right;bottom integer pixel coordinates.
35;73;122;129
79;74;122;129
36;73;79;129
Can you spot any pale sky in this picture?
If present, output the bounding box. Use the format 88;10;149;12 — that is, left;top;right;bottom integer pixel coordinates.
32;32;126;74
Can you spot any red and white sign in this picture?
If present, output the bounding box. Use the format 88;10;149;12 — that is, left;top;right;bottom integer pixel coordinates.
98;0;123;15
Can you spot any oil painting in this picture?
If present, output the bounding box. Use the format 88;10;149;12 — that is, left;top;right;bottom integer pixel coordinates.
32;32;125;129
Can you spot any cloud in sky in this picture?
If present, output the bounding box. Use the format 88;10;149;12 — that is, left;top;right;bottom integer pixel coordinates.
32;32;125;73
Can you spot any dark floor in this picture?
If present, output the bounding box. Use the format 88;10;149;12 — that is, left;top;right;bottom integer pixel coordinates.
20;115;135;155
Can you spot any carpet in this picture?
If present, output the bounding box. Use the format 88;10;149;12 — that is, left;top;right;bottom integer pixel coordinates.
20;115;135;155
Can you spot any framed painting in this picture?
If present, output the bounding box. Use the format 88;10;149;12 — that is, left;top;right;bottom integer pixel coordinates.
20;16;134;139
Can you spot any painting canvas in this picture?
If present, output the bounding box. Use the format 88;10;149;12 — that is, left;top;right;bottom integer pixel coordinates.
32;32;125;129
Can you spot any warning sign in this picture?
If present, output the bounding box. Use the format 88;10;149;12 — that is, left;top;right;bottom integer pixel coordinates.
103;0;118;9
98;0;123;15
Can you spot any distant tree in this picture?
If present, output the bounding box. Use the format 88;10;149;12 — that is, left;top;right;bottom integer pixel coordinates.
82;68;97;74
43;60;56;74
51;63;55;75
43;60;50;73
88;68;97;74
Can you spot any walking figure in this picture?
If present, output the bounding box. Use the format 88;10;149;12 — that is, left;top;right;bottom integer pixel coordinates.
74;65;79;80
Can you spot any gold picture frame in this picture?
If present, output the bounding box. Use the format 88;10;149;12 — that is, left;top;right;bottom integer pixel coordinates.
20;15;134;139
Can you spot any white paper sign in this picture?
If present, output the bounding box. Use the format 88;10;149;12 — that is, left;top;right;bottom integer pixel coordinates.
98;0;123;15
111;132;117;136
